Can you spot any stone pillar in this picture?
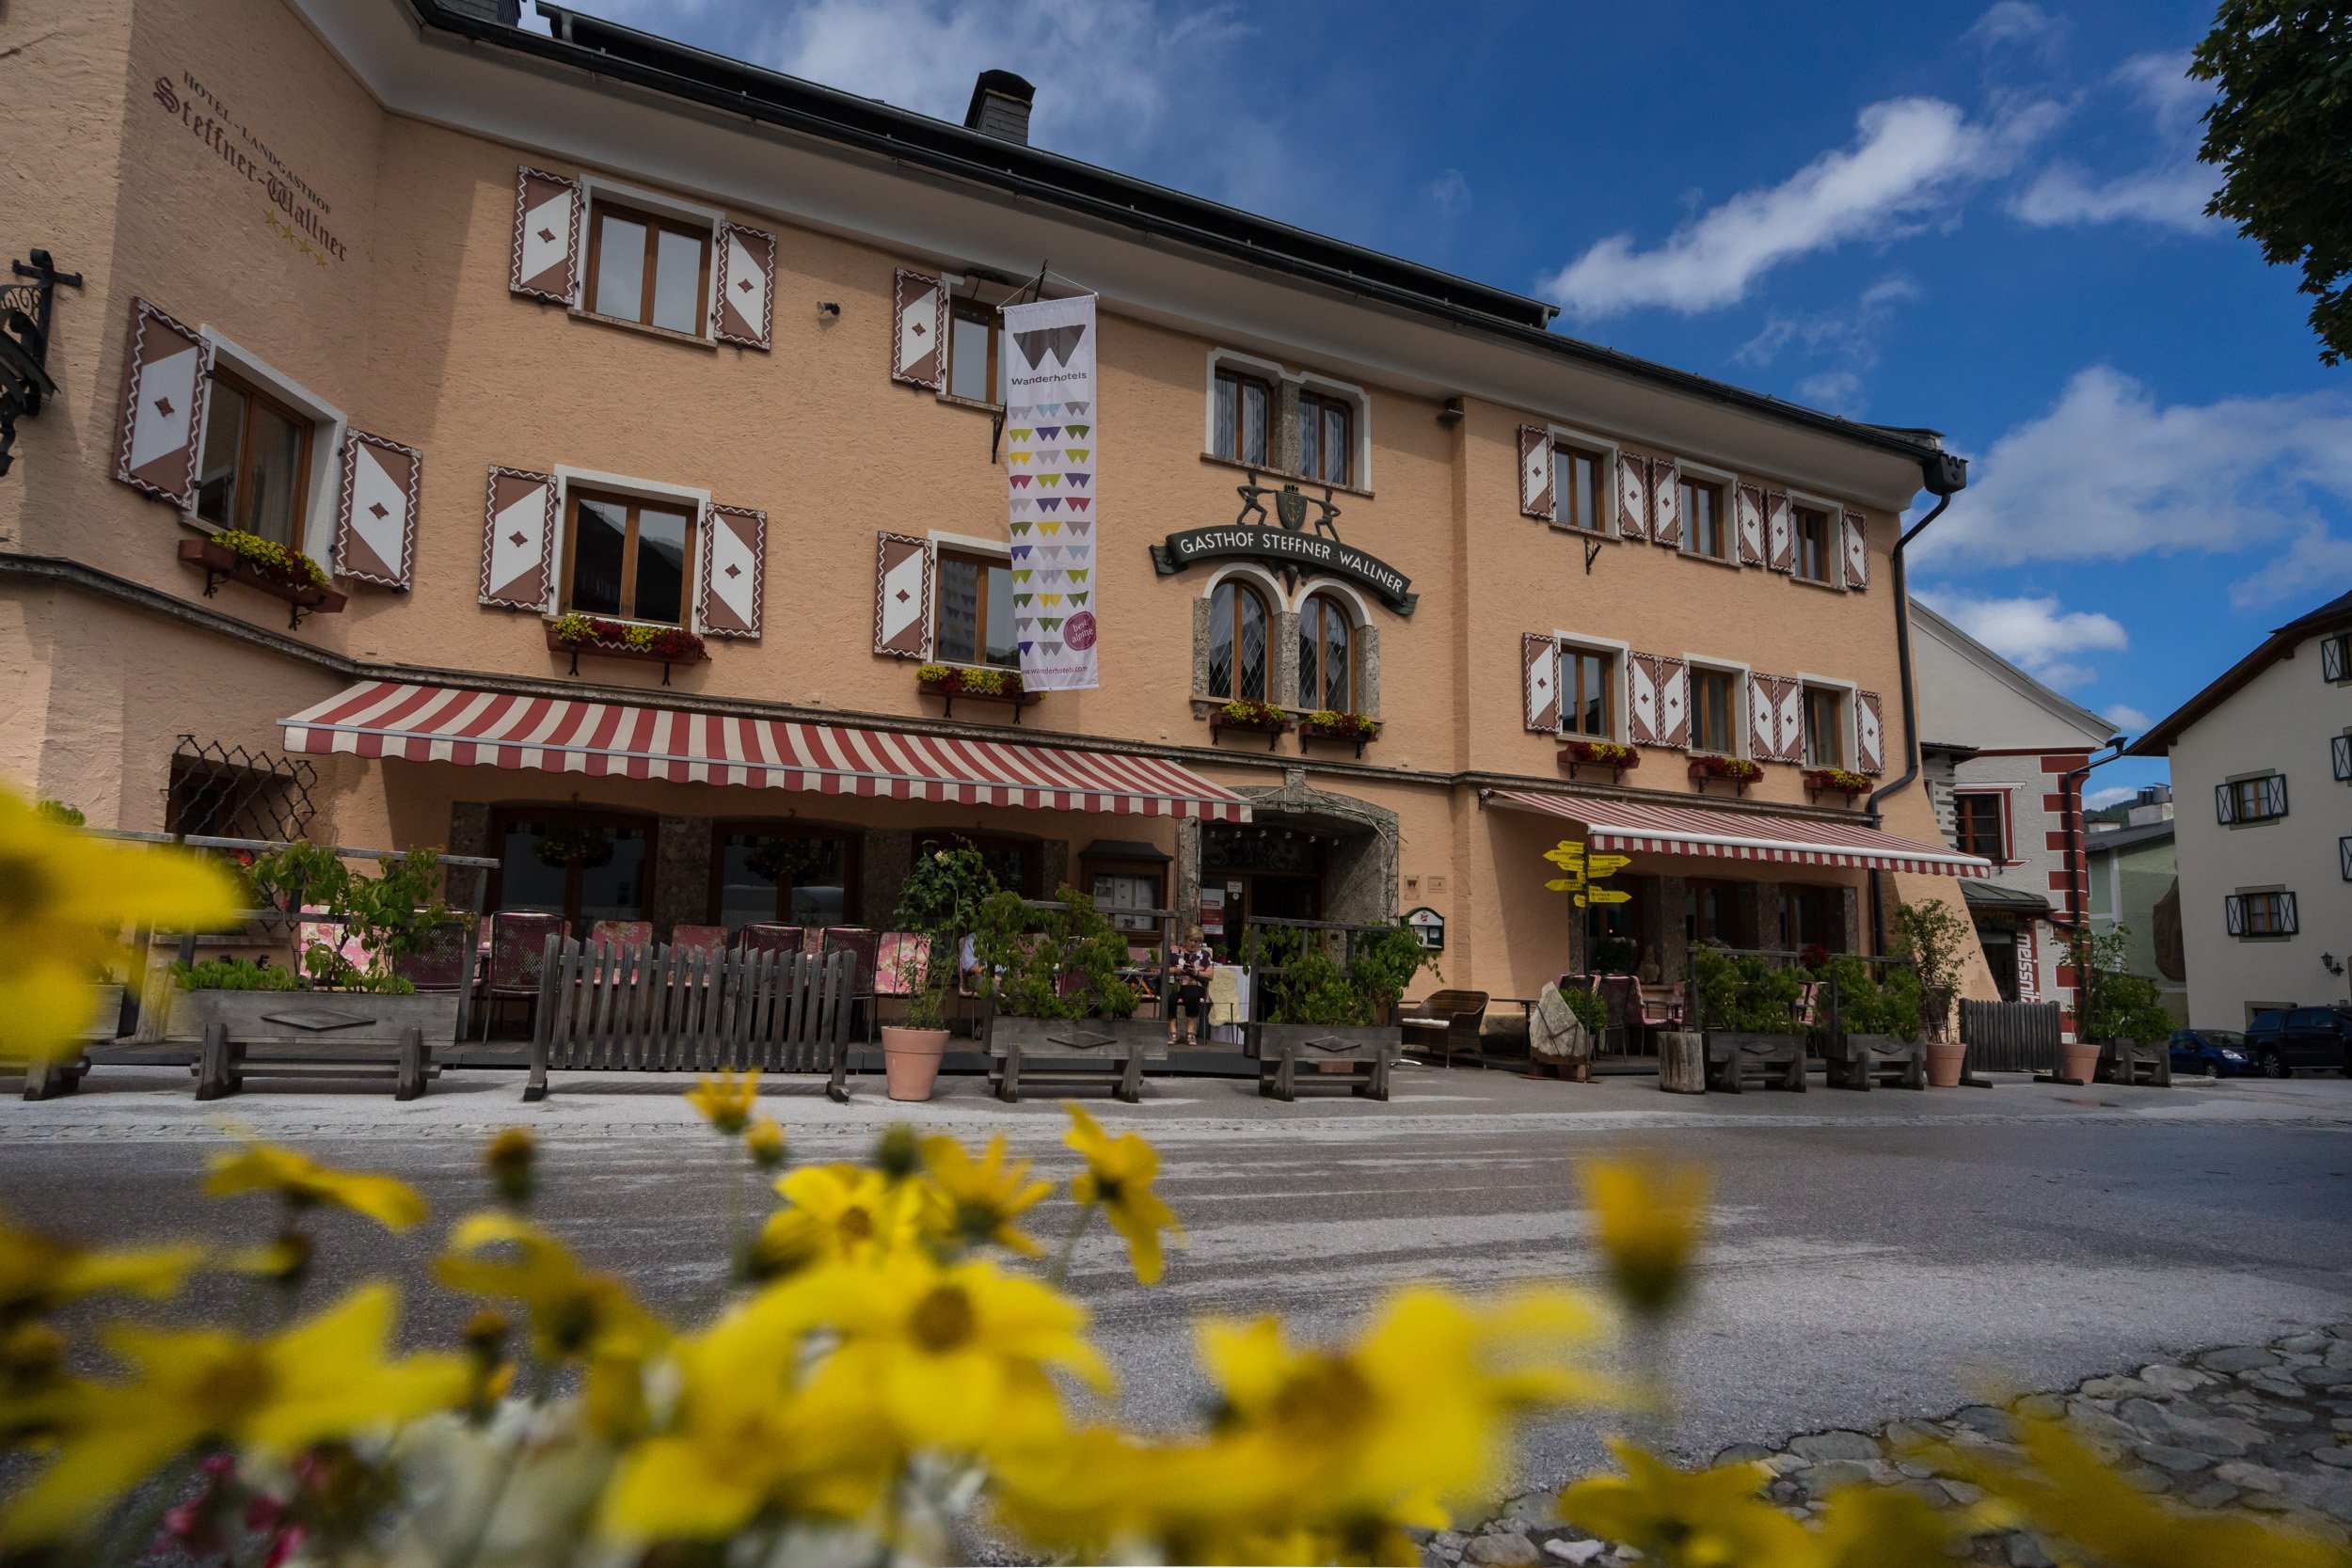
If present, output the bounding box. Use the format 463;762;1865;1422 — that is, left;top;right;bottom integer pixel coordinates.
1358;621;1382;720
1732;881;1764;951
1174;818;1203;931
1271;609;1301;708
1756;882;1786;953
445;802;492;913
864;830;913;928
1839;883;1863;955
1041;839;1070;896
1656;874;1690;984
653;816;713;939
1276;380;1303;474
1190;598;1212;696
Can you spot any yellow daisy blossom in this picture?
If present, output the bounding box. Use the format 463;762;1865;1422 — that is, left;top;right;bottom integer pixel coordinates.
204;1141;428;1232
1557;1438;1812;1568
0;1283;466;1544
433;1212;667;1370
0;1212;203;1322
684;1069;759;1136
921;1132;1051;1257
744;1117;787;1171
762;1162;919;1268
1579;1155;1709;1318
0;784;242;1066
1062;1103;1184;1285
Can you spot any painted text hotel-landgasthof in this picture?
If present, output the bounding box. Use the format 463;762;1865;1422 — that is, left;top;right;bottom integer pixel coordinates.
1;0;1999;1003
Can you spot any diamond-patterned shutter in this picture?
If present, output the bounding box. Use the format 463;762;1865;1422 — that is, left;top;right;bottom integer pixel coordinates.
1855;689;1885;774
1841;510;1870;590
1765;489;1795;573
695;503;766;638
890;270;946;388
1735;483;1766;567
1522;632;1560;732
1518;426;1554;521
478;466;557;610
1658;657;1691;747
1615;450;1650;542
510;167;581;304
113;298;212;506
1773;677;1805;764
873;531;933;657
1648;457;1681;548
1747;673;1780;762
713;222;775;350
332;431;421;590
1629;653;1689;748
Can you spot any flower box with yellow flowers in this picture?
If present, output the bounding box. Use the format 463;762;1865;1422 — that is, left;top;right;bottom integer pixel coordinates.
179;533;346;628
1560;739;1641;780
1208;698;1295;751
548;614;707;684
916;663;1041;721
1687;753;1761;794
1803;768;1870;801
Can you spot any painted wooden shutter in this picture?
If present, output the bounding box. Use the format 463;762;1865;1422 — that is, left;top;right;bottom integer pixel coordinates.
1627;655;1662;745
890;270;946;388
1615;450;1650;542
2279;892;2299;934
2264;773;2289;817
2324;634;2348;683
1841;509;1870;590
713;222;776;350
2224;894;2246;936
873;531;933;657
1517;426;1553;521
1657;657;1691;747
2214;784;2237;825
1855;689;1885;774
1747;673;1780;762
510;167;581;304
1773;677;1805;763
1522;632;1560;732
113;298;212;506
332;431;422;589
1630;653;1689;748
2333;733;2351;782
695;503;766;638
1765;489;1795;573
1648;457;1681;548
1735;483;1766;567
478;466;557;610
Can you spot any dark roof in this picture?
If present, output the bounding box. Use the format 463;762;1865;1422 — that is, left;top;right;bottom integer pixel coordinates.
2085;819;2175;853
2127;590;2352;755
414;0;1953;468
1963;881;2051;916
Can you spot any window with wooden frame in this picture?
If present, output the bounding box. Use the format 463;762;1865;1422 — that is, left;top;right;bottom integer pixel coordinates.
1296;593;1355;711
710;823;860;933
1552;444;1607;533
1207;578;1271;702
1212;367;1271;467
489;809;655;927
585;199;710;336
1803;685;1847;768
2216;773;2288;825
1690;667;1738;754
563;488;695;626
2225;890;2296;939
1682;477;1727;560
1297;390;1353;486
1561;644;1615;739
193;368;313;547
1792;504;1834;582
947;298;1003;404
934;548;1018;669
1952;791;2008;861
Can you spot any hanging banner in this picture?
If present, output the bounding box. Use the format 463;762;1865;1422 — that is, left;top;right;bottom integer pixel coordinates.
1004;293;1099;691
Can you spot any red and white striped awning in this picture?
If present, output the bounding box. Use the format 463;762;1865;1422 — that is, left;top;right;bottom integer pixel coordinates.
1486;790;1991;878
283;682;1252;822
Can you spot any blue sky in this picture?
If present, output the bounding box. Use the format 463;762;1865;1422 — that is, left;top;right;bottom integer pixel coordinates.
545;0;2350;806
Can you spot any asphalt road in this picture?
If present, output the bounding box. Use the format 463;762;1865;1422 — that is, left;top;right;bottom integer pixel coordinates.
8;1063;2352;1492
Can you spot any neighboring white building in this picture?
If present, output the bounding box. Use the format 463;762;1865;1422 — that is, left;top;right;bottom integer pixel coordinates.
2128;592;2352;1027
1913;600;2122;1036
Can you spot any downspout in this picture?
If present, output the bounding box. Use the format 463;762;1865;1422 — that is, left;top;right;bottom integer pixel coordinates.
1865;450;1968;953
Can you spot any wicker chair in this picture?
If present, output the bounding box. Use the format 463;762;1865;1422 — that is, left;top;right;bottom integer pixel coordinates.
1399;990;1490;1068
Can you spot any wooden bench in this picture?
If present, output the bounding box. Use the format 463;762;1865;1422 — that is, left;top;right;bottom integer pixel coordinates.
1255;1023;1394;1101
985;1016;1167;1103
1704;1032;1807;1093
196;1020;437;1101
528;939;858;1102
171;990;460;1102
7;986;121;1101
2099;1037;2172;1087
1399;990;1489;1068
1822;1032;1927;1091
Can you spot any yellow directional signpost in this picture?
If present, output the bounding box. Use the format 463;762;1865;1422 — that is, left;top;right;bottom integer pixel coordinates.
1542;838;1629;908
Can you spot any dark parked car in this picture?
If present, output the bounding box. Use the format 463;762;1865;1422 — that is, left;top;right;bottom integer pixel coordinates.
2239;1007;2352;1076
2168;1028;2257;1077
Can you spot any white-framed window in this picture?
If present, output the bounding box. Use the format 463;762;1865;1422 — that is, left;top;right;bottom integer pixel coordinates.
189;330;347;565
2225;890;2297;939
549;466;711;627
1951;789;2010;863
1295;372;1370;489
1788;491;1843;586
574;176;723;341
1202;350;1371;488
1686;658;1746;755
1549;427;1620;537
943;280;1009;407
1557;632;1629;739
1677;458;1738;562
928;530;1015;669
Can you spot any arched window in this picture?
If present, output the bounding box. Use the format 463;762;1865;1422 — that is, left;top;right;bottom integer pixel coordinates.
1297;593;1355;712
1207;579;1270;701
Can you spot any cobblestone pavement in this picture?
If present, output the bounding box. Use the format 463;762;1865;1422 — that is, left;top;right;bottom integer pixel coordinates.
1428;1323;2352;1567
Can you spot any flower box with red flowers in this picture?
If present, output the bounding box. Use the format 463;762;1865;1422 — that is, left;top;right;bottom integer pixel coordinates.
916;663;1041;720
1560;739;1641;777
1803;768;1870;799
1687;753;1761;789
1210;699;1295;749
1298;709;1380;755
547;615;707;682
179;533;346;626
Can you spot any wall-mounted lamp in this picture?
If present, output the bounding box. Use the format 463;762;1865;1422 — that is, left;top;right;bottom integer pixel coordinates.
817;301;841;317
2324;952;2344;977
1437;396;1464;425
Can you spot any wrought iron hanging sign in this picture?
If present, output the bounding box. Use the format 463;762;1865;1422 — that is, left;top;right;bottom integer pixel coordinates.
1149;472;1417;614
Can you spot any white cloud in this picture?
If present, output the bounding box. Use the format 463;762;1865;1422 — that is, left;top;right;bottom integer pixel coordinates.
1965;1;2061;55
2084;784;2137;809
1426;169;1471;220
1538;98;2052;318
1737;276;1922;413
2101;706;2153;734
2225;528;2352;609
1918;588;2129;689
2012;52;2218;232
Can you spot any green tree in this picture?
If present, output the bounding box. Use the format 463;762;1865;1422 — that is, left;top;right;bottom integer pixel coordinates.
2192;2;2352;363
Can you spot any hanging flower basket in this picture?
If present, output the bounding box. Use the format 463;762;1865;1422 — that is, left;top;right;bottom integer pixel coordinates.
1560;739;1640;779
916;662;1040;721
179;534;345;628
1688;754;1761;793
1210;699;1295;751
1803;767;1870;800
547;615;707;684
1297;710;1380;756
534;823;614;870
745;835;826;884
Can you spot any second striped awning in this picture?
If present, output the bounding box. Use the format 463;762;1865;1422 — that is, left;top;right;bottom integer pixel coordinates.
283;681;1252;822
1486;789;1991;877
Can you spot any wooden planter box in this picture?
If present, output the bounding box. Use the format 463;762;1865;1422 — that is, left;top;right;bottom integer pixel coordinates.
984;1013;1168;1102
1823;1032;1926;1090
1687;760;1758;795
918;674;1041;722
1559;747;1638;783
1210;714;1294;751
1703;1031;1806;1092
545;626;707;684
167;989;463;1101
1252;1022;1399;1101
178;537;346;628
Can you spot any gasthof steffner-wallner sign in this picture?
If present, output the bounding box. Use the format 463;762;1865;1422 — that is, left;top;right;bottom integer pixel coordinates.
1148;476;1417;615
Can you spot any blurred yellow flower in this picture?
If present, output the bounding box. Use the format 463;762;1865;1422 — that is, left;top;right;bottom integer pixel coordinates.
205;1141;428;1232
0;784;242;1066
744;1117;787;1171
1557;1438;1811;1568
0;1283;465;1544
764;1162;917;1266
0;1212;203;1321
684;1069;759;1135
922;1132;1051;1257
434;1212;666;1370
1579;1155;1708;1317
1063;1102;1184;1285
1810;1481;1955;1567
484;1126;536;1205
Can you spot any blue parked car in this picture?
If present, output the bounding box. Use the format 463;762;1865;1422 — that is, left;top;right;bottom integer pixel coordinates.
2168;1028;2257;1077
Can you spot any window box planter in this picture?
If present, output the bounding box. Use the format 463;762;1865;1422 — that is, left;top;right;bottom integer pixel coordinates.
915;664;1041;723
1560;739;1640;781
1251;1021;1399;1100
982;1013;1168;1103
166;989;462;1102
178;535;346;629
546;616;707;685
1688;754;1760;795
1297;711;1381;757
1209;700;1295;751
1803;768;1870;803
1702;1032;1806;1092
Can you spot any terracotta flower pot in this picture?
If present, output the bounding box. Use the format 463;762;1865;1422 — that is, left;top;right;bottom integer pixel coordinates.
2059;1042;2101;1085
1925;1040;1967;1088
881;1025;951;1101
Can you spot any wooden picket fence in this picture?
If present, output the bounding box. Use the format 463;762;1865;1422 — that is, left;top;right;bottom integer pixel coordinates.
528;938;859;1101
1958;998;2062;1074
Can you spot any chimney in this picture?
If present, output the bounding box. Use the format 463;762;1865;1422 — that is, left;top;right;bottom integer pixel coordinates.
963;70;1036;146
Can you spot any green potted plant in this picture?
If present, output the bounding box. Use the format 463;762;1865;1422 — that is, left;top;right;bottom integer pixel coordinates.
1691;945;1806;1088
1817;954;1923;1085
882;843;1000;1101
2073;926;2173;1084
914;662;1038;719
1687;753;1762;791
971;885;1162;1082
178;529;346;625
547;613;707;680
1249;922;1429;1071
1561;739;1641;778
1891;898;1974;1085
1802;767;1870;800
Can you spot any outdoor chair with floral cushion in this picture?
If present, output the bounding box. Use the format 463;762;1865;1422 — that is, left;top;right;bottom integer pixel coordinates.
872;933;931;999
821;926;879;975
296;904;373;981
671;924;728;954
482;911;568;1041
392;918;476;992
589;919;654;950
1639;982;1688;1034
737;923;804;957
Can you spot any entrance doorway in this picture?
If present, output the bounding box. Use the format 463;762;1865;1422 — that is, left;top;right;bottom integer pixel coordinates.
1200;823;1325;961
